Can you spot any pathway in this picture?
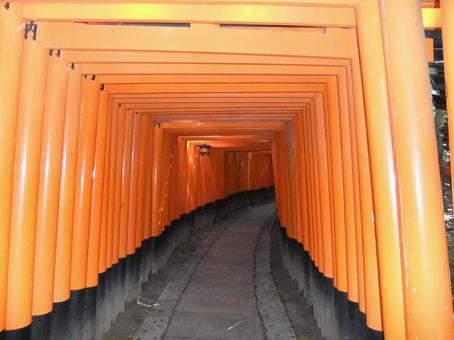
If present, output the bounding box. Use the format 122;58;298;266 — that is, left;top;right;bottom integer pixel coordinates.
134;204;296;340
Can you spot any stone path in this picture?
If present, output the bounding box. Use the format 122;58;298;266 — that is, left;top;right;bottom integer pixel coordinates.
134;204;295;340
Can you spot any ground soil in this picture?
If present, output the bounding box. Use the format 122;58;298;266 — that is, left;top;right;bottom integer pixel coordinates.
104;213;324;340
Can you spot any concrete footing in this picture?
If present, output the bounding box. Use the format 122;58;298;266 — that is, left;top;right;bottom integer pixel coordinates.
277;225;384;340
2;188;274;340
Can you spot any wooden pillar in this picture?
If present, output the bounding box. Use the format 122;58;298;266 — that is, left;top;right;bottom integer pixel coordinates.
98;100;113;274
309;111;324;270
351;48;383;331
151;124;164;237
53;65;82;303
314;95;333;278
112;106;126;264
294;114;310;249
6;24;48;330
106;102;120;269
143;117;155;239
32;50;69;316
135;116;150;244
70;75;99;290
0;4;23;331
127;113;142;255
86;88;109;287
379;0;454;338
118;109;134;259
326;85;348;293
356;1;406;338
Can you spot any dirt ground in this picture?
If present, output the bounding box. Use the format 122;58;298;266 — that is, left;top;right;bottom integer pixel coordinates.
103;214;324;340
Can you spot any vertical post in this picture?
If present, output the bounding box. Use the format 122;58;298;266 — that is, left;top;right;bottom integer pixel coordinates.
70;75;99;290
118;109;134;259
351;48;383;331
0;4;23;331
151;124;164;237
112;106;126;264
6;25;48;330
143;117;155;239
325;84;348;293
106;102;120;269
135;115;149;244
86;88;109;287
98;100;113;274
379;0;454;338
309;110;324;271
441;0;454;201
127;113;142;255
32;51;69;316
334;77;359;303
356;1;406;338
314;95;333;278
294;114;310;249
302;114;315;258
54;65;82;303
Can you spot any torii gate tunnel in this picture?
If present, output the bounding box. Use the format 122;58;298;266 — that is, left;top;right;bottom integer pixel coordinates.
0;1;454;339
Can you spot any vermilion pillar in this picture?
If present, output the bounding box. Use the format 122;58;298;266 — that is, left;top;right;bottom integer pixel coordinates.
314;96;333;278
294;114;310;250
441;0;454;201
6;28;49;330
127;113;142;255
54;65;82;303
86;89;109;287
135;115;149;246
326;86;347;293
118;109;134;259
336;79;358;303
143;117;155;239
301;115;313;255
70;75;100;290
112;106;126;264
379;0;454;338
32;51;69;316
99;100;113;274
356;1;405;338
0;4;23;331
106;103;120;268
351;49;382;331
151;124;164;237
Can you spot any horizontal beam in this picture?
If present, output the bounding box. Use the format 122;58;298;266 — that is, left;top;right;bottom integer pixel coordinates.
38;22;356;58
104;83;326;93
65;50;350;65
21;3;356;27
14;0;359;5
123;102;308;109
88;64;345;76
111;97;312;103
109;92;317;98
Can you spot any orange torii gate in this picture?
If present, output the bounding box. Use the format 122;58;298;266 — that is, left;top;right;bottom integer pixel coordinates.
0;1;452;339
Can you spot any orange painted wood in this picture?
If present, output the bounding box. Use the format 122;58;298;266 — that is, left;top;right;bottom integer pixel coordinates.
0;5;23;331
53;66;82;303
86;89;110;287
70;76;99;290
33;52;69;315
6;37;48;330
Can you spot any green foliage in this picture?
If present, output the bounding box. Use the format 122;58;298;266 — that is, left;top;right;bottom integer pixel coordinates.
433;107;450;169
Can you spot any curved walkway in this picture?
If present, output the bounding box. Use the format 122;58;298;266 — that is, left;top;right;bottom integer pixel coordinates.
134;204;295;340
